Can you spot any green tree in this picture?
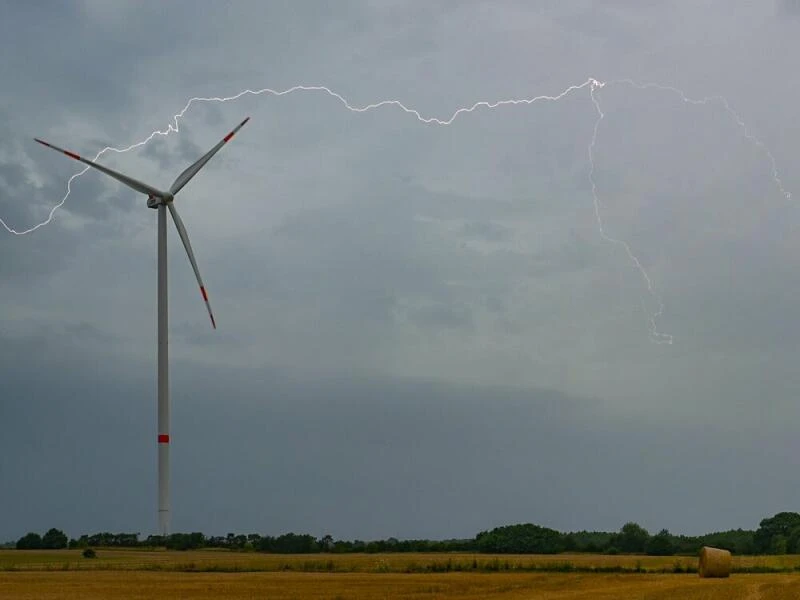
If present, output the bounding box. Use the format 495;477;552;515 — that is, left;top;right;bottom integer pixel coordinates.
771;535;788;555
788;527;800;554
475;523;565;554
754;512;800;554
41;528;68;549
319;534;335;551
256;533;319;553
645;529;674;556
562;534;577;552
165;532;205;551
698;529;755;555
16;532;43;549
614;522;650;553
567;530;615;553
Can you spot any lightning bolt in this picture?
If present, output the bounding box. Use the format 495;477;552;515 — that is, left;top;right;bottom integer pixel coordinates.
587;79;791;344
587;80;675;344
2;77;791;344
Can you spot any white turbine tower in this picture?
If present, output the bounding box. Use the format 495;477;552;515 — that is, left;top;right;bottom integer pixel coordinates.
34;117;250;536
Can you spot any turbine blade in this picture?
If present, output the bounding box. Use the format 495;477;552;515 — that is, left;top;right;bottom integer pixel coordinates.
167;202;216;329
168;117;250;196
34;138;166;198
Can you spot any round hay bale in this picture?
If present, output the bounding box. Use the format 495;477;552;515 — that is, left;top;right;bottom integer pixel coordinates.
698;546;731;578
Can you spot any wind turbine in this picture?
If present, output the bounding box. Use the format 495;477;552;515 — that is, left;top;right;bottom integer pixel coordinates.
34;117;250;536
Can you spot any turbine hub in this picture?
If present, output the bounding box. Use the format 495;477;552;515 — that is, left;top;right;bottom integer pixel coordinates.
147;193;174;209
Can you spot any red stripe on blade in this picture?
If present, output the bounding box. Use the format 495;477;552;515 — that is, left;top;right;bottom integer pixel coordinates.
158;434;170;444
223;131;235;142
64;150;81;160
200;286;208;302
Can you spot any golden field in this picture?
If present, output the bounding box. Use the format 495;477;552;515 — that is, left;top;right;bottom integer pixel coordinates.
3;550;800;599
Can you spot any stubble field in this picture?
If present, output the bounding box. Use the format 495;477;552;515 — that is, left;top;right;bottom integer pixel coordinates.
3;550;800;599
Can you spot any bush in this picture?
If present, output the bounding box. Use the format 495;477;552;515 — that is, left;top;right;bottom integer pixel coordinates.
82;548;97;559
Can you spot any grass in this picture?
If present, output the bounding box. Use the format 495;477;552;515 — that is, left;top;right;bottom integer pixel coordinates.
4;550;800;599
3;549;800;574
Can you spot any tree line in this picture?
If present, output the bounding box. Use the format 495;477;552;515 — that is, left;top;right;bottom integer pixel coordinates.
12;512;800;556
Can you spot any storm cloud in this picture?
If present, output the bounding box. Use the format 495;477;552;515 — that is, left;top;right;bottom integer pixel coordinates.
2;1;800;541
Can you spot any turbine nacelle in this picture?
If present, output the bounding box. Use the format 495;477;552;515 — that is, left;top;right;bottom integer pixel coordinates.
147;192;174;209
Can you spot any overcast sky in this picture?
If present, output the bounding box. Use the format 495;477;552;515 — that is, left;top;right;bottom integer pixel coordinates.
2;0;800;542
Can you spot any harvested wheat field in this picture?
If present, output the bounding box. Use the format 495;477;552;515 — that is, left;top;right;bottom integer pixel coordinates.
5;570;800;599
3;550;800;599
5;549;800;573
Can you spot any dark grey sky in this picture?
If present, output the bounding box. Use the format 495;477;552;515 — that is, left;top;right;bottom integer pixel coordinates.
2;1;800;541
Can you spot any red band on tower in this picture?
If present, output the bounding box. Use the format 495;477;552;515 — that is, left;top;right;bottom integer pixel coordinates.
158;434;170;444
